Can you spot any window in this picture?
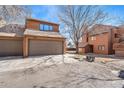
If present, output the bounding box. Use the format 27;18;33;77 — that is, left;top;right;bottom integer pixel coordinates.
40;24;53;31
91;36;96;41
98;45;105;50
49;26;53;31
40;24;44;30
115;34;120;38
44;25;49;30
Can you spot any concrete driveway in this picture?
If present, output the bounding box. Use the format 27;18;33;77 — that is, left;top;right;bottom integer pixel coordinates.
0;54;124;88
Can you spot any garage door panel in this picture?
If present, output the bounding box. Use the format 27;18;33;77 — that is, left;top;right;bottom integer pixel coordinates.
29;40;63;56
0;40;23;56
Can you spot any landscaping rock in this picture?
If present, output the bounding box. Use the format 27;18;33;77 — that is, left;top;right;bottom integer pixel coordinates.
119;70;124;79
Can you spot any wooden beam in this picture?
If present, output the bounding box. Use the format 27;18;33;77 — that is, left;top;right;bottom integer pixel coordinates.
27;35;65;41
63;40;66;54
23;36;29;57
0;37;23;40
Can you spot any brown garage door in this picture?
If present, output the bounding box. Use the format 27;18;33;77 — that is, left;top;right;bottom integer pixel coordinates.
29;40;63;56
0;39;23;56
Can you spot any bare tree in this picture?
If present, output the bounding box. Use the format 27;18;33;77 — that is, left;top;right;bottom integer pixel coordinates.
118;17;124;26
58;5;108;53
0;5;31;24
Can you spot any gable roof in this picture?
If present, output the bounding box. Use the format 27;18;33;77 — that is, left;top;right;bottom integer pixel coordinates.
0;24;25;37
26;18;59;25
24;29;65;39
89;24;116;36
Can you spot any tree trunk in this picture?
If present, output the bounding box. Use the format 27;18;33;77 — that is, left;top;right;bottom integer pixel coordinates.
75;42;79;54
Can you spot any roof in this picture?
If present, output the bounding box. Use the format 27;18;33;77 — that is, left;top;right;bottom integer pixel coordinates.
78;42;89;48
0;24;25;37
89;24;116;36
24;29;65;39
26;18;59;25
0;32;16;37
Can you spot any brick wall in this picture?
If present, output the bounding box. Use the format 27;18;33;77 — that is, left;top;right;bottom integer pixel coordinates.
112;28;124;56
115;51;124;57
88;33;110;54
80;25;124;56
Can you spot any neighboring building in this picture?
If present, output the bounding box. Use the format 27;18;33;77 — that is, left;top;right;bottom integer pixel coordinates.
113;26;124;56
0;18;66;57
66;41;76;51
78;24;124;57
0;19;6;28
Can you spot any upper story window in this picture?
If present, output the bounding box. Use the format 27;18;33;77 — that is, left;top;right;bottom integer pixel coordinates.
40;24;53;31
91;36;96;41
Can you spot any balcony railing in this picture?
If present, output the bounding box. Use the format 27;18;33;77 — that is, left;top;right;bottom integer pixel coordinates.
113;38;120;43
113;43;124;51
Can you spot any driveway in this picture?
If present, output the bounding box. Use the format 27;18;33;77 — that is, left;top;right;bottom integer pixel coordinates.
0;54;124;88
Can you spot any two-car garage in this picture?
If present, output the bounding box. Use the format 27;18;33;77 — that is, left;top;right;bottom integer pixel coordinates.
23;29;65;57
0;24;24;57
0;39;23;56
29;40;63;56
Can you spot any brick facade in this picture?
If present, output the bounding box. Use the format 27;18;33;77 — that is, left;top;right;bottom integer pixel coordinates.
78;24;124;57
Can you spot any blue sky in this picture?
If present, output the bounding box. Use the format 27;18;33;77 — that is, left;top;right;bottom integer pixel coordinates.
29;5;59;22
28;5;124;26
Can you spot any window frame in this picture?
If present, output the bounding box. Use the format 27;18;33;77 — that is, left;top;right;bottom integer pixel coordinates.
91;36;96;41
40;24;44;31
98;45;105;51
40;24;53;31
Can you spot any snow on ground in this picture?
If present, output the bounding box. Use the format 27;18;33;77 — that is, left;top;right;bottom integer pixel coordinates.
0;54;124;88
